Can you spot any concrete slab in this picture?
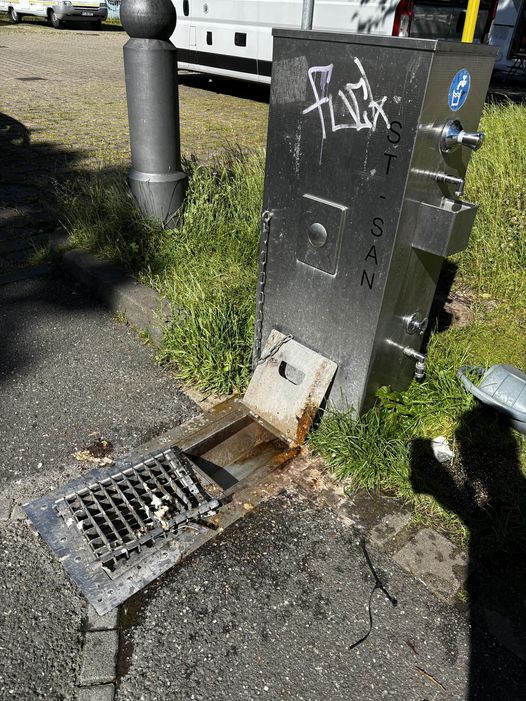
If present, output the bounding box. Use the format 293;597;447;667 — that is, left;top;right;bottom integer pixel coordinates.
86;605;119;632
79;631;119;686
369;509;413;549
10;503;26;520
341;489;413;549
393;528;467;601
0;495;13;520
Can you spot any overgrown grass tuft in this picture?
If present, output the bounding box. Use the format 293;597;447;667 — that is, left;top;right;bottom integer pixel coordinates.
59;147;263;394
461;102;526;300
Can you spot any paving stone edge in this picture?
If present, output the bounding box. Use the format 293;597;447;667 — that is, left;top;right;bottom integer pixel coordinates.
59;247;167;346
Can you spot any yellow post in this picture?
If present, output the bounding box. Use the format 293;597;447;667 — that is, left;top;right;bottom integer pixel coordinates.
462;0;481;42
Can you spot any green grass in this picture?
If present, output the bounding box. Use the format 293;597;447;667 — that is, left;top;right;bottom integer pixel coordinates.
310;311;526;547
461;102;526;300
59;148;263;394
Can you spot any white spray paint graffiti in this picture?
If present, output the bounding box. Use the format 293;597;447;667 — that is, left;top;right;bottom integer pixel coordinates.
302;59;391;163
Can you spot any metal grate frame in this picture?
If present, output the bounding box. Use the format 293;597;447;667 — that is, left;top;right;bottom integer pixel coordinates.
24;448;222;614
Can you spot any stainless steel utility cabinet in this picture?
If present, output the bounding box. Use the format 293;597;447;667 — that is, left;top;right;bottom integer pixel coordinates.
255;31;496;413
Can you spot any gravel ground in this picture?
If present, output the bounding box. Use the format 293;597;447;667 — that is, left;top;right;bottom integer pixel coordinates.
115;493;526;701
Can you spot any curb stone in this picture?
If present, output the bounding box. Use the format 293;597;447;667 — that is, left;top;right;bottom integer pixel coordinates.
78;628;119;692
0;496;13;521
59;248;167;346
0;263;52;286
77;684;115;701
52;235;226;411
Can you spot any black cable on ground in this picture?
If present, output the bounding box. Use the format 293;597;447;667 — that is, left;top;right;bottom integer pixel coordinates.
349;538;398;650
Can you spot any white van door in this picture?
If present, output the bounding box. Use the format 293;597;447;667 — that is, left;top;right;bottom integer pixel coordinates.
29;0;46;17
172;0;197;66
12;0;31;14
193;0;260;78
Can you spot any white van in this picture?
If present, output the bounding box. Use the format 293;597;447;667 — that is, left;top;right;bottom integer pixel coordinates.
171;0;414;83
6;0;108;28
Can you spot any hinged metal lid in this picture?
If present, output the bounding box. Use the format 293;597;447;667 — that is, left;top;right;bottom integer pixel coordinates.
243;330;338;444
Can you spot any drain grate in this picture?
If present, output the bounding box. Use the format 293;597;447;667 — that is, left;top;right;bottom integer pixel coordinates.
25;447;223;614
54;449;220;575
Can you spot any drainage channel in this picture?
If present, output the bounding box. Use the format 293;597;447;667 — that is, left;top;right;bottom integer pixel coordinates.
24;333;337;615
25;399;290;614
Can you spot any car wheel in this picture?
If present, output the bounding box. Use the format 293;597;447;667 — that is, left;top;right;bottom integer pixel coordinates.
91;19;102;30
9;7;21;23
49;10;63;28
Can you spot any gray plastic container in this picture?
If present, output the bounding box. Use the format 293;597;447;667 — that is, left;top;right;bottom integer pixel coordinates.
457;364;526;434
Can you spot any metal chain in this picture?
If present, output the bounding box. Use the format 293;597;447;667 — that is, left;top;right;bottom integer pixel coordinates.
256;333;293;366
253;209;273;366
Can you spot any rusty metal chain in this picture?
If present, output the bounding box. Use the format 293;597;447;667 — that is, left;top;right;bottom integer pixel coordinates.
253;209;273;366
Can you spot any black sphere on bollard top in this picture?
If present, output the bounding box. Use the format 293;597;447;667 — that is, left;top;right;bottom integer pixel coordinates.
120;0;177;42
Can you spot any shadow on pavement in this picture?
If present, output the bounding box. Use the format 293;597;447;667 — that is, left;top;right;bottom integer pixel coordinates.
0;110;98;379
410;406;526;699
0;110;84;223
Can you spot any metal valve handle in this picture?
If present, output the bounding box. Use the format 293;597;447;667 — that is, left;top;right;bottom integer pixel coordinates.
441;120;484;153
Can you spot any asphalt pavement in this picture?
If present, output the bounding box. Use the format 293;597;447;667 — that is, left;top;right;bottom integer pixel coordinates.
115;493;526;701
0;271;197;700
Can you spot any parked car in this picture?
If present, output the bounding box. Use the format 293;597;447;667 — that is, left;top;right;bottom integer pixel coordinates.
5;0;108;28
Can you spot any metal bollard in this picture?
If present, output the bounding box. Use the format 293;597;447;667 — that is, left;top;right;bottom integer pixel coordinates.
121;0;187;226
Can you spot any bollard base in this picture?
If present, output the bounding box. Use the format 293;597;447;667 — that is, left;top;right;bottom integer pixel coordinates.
128;169;188;227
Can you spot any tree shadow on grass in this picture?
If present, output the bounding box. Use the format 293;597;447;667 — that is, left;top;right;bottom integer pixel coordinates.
411;405;526;699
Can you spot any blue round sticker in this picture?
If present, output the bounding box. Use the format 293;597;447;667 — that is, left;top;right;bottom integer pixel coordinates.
448;69;471;111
